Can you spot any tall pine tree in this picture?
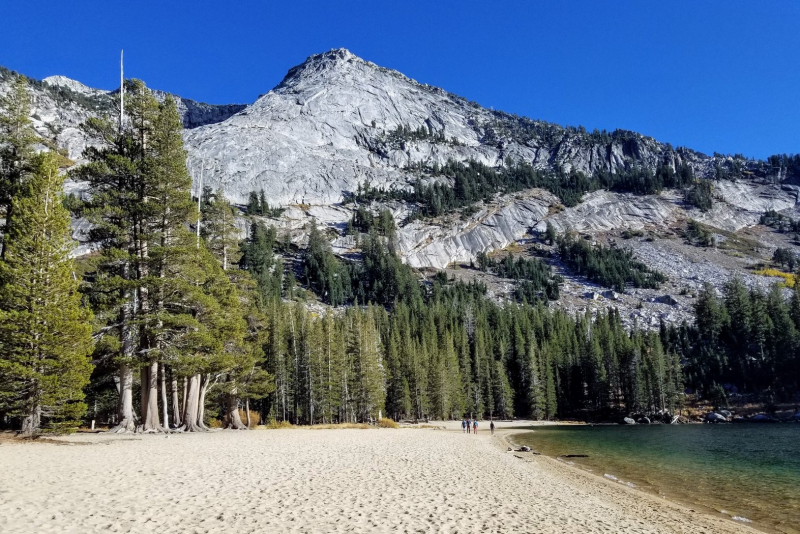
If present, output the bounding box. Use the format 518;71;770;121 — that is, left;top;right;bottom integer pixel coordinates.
0;153;94;434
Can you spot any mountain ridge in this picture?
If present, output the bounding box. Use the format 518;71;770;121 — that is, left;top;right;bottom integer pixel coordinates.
184;48;741;208
2;50;798;331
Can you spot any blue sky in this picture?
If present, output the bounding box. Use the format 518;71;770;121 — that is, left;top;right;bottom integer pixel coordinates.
3;1;798;159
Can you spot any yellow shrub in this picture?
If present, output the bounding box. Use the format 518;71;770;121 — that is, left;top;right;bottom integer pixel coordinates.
238;409;261;429
207;418;223;428
263;420;294;429
755;268;796;288
310;422;370;429
378;417;398;428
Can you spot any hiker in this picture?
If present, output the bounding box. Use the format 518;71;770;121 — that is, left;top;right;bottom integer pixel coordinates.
490;420;495;435
466;418;471;434
461;419;466;433
473;419;478;434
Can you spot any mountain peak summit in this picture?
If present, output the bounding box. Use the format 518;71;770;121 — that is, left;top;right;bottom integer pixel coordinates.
274;47;426;94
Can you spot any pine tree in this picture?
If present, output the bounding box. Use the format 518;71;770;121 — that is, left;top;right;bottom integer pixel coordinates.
0;153;94;434
138;95;196;431
0;74;38;259
203;189;241;271
74;79;157;432
542;346;557;420
258;189;268;216
346;307;385;422
240;222;282;303
246;191;260;215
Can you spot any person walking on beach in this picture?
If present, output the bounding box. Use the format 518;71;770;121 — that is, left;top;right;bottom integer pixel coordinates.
461;419;466;433
466;418;471;434
473;420;478;434
490;420;495;436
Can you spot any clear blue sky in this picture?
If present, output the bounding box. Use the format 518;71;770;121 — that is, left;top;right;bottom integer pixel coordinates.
3;1;798;159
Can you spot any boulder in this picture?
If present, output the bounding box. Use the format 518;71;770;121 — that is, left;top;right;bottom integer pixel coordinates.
656;294;679;306
585;291;601;301
637;417;651;425
602;290;620;300
622;417;637;425
706;412;727;423
719;410;732;418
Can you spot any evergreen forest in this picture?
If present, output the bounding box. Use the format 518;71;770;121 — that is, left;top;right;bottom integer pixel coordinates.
1;75;799;435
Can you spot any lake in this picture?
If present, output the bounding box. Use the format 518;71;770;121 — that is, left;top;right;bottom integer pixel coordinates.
514;424;800;533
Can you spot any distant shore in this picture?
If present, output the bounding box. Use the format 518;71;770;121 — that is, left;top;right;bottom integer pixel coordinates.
0;420;758;533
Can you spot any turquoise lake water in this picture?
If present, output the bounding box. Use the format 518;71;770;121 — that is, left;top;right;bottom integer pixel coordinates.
515;424;800;533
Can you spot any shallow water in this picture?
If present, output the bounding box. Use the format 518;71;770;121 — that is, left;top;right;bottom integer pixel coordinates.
515;424;800;533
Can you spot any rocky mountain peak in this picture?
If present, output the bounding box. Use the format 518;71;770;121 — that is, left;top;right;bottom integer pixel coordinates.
275;48;418;94
42;75;106;96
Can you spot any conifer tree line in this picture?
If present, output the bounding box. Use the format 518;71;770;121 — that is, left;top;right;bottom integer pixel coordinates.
761;209;800;235
349;158;704;218
556;234;667;293
475;252;561;302
665;279;800;401
238;260;684;423
239;216;683;422
245;188;284;217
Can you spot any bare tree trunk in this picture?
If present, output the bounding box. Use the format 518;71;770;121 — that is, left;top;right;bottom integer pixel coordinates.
224;388;247;430
245;399;251;428
182;377;188;419
110;279;137;433
197;374;210;430
160;364;169;429
180;373;206;432
140;366;148;426
141;361;162;432
170;370;182;427
21;405;41;436
110;363;136;433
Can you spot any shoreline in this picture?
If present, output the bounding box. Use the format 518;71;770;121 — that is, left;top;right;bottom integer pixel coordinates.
0;421;760;533
498;425;778;534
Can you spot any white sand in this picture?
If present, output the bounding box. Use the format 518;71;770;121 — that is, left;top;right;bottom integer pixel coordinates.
0;421;756;533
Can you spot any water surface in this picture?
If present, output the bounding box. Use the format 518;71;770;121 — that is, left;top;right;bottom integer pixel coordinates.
515;424;800;533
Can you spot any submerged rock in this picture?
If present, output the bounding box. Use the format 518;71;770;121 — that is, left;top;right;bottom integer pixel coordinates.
751;414;778;423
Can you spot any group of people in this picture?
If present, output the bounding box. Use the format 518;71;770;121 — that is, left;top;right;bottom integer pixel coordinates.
461;419;495;435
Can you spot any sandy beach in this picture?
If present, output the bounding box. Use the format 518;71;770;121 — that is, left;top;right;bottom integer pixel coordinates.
0;421;757;534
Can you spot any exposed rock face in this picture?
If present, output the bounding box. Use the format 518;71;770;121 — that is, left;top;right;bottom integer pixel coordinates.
183;48;743;207
0;66;244;161
149;89;246;129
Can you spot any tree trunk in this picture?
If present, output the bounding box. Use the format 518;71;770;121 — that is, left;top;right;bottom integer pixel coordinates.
245;399;251;428
224;389;247;430
110;363;135;433
182;377;188;419
197;374;210;429
141;361;162;432
170;371;182;427
160;364;169;428
180;373;205;432
110;279;137;434
21;405;41;436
